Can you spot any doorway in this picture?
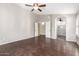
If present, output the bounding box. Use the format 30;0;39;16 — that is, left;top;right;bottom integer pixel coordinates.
56;17;66;40
34;21;51;38
35;22;46;36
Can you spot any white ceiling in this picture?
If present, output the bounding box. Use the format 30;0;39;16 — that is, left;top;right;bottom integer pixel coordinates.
17;3;79;14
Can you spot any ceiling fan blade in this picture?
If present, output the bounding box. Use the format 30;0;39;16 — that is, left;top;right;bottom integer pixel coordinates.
39;4;46;7
25;4;32;7
31;8;34;12
38;8;42;12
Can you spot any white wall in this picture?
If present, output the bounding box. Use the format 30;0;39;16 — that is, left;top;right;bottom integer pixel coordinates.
51;15;57;39
35;23;39;36
46;21;51;38
76;13;79;45
0;3;35;45
76;14;79;36
34;14;50;22
66;14;76;42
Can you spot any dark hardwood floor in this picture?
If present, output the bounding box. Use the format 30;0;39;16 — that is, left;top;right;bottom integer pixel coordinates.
0;35;79;56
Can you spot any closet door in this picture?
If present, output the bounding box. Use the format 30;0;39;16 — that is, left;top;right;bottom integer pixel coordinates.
45;21;51;38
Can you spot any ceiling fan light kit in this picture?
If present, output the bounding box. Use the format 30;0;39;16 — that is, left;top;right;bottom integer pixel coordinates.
25;3;46;12
33;6;38;10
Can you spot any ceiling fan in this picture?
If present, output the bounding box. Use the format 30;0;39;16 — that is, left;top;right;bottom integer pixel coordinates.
25;3;46;12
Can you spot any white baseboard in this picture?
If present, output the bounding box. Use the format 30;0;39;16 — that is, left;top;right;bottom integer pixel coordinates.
0;36;34;45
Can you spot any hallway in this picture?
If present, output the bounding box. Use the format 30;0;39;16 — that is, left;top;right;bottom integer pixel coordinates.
0;35;79;56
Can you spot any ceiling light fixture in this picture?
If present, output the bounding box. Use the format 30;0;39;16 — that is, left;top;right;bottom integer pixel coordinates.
33;3;38;10
42;22;45;25
33;6;38;10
